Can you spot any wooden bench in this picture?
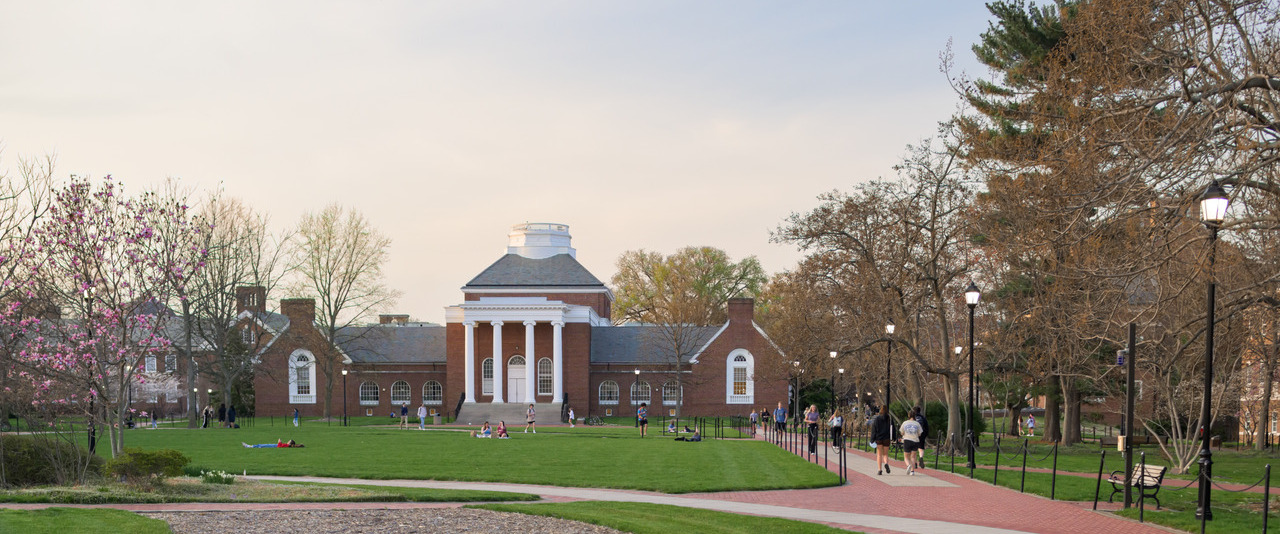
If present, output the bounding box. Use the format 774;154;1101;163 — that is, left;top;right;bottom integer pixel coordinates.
1107;464;1168;508
1099;435;1158;448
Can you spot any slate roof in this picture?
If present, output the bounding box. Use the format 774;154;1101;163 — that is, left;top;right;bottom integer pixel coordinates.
336;324;447;364
463;254;605;289
589;325;723;364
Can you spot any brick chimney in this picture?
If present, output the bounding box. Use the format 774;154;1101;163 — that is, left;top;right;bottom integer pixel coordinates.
727;298;755;324
280;298;316;325
236;286;267;314
379;314;409;325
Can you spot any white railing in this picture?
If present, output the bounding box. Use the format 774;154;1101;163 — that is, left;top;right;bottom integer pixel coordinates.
728;394;753;404
290;395;316;404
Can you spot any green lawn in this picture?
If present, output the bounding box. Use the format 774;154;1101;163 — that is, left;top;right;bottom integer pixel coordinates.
115;424;837;493
0;508;170;534
0;478;537;504
472;501;857;534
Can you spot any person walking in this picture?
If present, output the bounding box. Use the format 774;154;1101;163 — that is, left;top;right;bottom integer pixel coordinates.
399;403;409;429
749;409;758;436
1026;414;1036;437
217;403;226;428
201;405;211;428
773;402;787;439
805;405;820;454
567;406;575;428
900;407;924;475
525;404;536;433
293;408;299;428
913;405;929;468
417;402;428;430
638;402;649;437
871;405;892;475
828;409;844;449
226;404;236;428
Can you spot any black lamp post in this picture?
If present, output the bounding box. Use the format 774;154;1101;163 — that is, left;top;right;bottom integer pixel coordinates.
1197;180;1229;522
964;282;980;472
829;351;838;412
341;368;348;427
837;368;844;409
885;321;895;410
792;360;801;430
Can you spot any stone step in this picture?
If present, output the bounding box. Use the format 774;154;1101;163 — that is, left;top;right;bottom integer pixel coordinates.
455;402;563;427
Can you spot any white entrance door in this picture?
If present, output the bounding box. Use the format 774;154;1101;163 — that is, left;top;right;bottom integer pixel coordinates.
508;356;526;403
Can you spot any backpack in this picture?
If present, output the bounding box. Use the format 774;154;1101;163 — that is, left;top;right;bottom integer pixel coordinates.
913;414;929;439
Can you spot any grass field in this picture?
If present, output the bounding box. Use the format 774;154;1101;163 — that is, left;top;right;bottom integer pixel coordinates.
0;478;537;504
116;424;837;493
472;501;858;534
0;508;170;534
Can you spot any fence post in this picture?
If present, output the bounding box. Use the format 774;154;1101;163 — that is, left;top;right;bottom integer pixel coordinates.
1138;452;1145;523
1264;464;1271;533
1051;442;1059;500
1093;450;1106;511
994;434;1002;486
1021;439;1028;493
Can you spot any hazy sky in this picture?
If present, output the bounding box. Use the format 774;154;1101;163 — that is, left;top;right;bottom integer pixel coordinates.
0;2;995;323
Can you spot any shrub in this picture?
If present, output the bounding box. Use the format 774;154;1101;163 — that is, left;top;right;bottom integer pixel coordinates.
0;434;103;487
198;469;236;485
103;448;190;486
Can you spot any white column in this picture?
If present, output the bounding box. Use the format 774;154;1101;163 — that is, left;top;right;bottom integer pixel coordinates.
464;321;476;403
491;321;504;403
524;320;537;403
552;320;564;403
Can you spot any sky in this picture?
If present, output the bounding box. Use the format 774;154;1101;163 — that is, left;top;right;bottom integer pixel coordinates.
0;1;996;323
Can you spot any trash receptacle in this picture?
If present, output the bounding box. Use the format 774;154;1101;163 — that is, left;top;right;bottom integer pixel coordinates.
433;414;442;425
1211;435;1221;448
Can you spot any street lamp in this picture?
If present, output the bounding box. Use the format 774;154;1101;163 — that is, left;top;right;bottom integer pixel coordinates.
837;368;845;409
885;321;895;410
829;351;838;413
634;369;641;427
965;282;980;472
1197;180;1228;522
341;368;348;427
792;360;801;430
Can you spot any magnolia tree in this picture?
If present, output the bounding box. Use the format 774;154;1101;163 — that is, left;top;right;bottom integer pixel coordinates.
6;177;206;456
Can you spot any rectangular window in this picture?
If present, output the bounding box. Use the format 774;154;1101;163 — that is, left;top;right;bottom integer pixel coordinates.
733;368;748;395
145;356;157;373
242;328;256;346
296;367;310;396
1272;412;1277;434
165;354;177;374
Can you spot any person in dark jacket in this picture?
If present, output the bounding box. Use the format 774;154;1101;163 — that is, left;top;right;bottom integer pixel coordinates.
218;403;226;427
871;405;893;475
913;406;929;468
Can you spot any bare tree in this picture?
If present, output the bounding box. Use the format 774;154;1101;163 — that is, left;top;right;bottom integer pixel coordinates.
289;203;398;419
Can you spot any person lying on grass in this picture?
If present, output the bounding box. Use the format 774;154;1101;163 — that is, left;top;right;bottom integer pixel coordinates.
674;430;701;442
242;439;304;448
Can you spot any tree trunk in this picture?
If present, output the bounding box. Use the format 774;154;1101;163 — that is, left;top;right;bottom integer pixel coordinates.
943;372;963;449
909;363;924;409
1007;405;1023;437
1044;384;1062;443
1259;341;1276;451
1062;378;1082;444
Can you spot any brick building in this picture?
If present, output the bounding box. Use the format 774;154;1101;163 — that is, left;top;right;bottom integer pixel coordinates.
253;223;788;423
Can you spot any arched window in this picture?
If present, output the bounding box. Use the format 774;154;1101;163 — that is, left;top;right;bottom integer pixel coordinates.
391;380;411;404
537;357;553;396
725;349;754;404
289;350;316;404
359;381;379;406
663;380;681;406
481;357;494;395
422;381;443;405
631;380;651;405
599;380;619;405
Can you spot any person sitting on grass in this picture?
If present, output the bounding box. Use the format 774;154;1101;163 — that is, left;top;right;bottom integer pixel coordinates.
496;421;509;439
470;422;492;438
243;439;303;448
667;421;677;434
675;429;702;442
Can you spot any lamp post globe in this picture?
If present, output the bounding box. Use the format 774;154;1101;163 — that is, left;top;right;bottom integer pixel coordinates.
964;282;979;473
884;320;894;410
1196;180;1228;521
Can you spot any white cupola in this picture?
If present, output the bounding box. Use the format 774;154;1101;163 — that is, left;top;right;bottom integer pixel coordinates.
507;222;575;259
